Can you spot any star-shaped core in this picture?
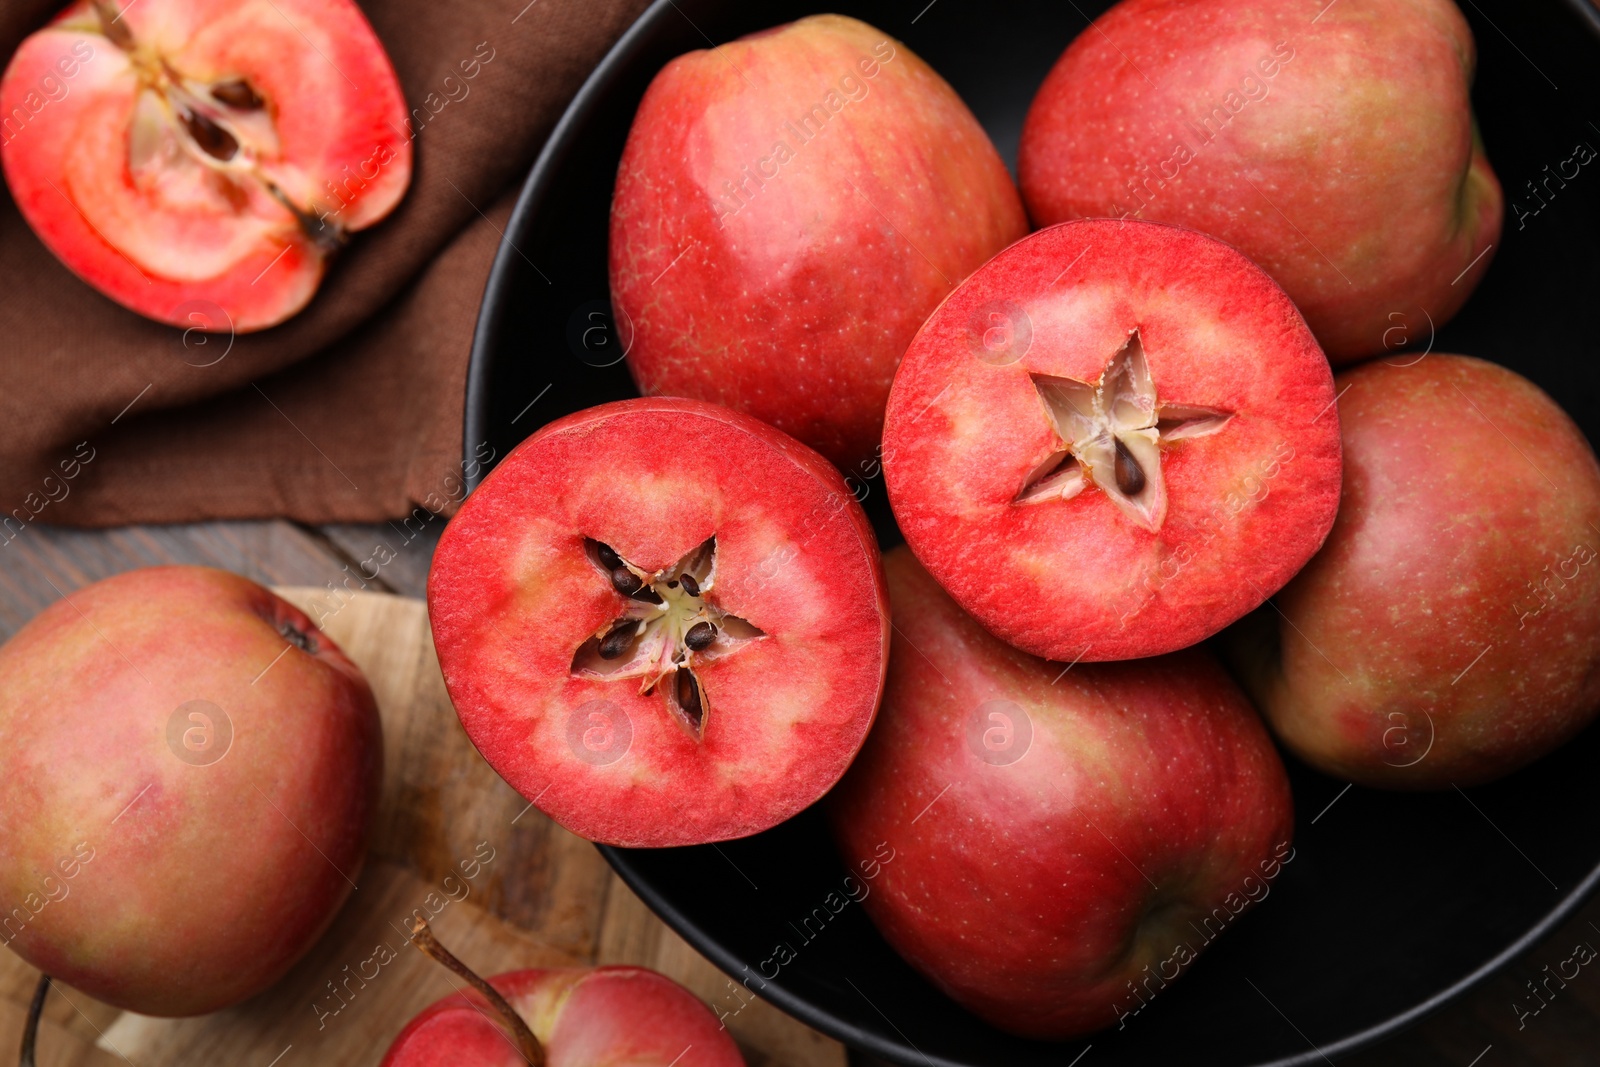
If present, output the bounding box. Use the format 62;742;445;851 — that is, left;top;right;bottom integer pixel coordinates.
569;536;765;739
1017;331;1233;531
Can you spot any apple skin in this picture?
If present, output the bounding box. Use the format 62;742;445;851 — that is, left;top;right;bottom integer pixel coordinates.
428;397;889;847
1018;0;1502;363
610;14;1028;467
0;0;411;331
828;548;1294;1040
1226;355;1600;789
0;567;382;1016
379;966;744;1067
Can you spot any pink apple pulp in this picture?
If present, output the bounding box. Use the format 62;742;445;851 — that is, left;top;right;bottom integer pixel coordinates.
428;397;889;847
882;218;1342;662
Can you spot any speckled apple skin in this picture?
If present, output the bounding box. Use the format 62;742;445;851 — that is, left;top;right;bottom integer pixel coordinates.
883;219;1342;662
1229;355;1600;789
427;397;889;847
828;548;1294;1040
0;566;381;1016
609;14;1027;468
380;966;745;1067
1018;0;1502;363
0;0;411;331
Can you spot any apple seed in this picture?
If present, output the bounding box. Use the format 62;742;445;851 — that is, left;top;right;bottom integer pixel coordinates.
1113;438;1146;496
598;621;638;660
1020;330;1232;531
211;79;265;111
685;620;717;650
676;668;704;729
179;108;240;162
609;567;644;596
570;536;765;740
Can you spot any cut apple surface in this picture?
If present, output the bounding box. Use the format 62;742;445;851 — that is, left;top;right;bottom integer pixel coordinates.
380;966;745;1067
882;219;1343;661
0;0;411;331
427;397;889;848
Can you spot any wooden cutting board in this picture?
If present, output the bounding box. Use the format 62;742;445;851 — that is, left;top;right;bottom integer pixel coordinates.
0;590;845;1067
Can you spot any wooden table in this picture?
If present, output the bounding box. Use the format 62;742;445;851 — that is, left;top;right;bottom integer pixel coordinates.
2;518;1597;1066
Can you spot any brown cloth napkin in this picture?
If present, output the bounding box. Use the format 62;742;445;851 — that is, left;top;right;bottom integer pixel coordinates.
0;0;649;527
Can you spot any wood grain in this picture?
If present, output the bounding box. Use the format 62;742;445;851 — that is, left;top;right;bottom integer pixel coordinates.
5;519;1600;1065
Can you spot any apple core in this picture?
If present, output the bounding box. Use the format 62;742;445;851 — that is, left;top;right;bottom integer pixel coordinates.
570;536;767;741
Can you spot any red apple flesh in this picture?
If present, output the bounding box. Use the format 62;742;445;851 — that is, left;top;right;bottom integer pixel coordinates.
829;548;1294;1039
428;397;889;847
0;566;382;1015
1018;0;1502;363
882;218;1342;662
1227;354;1600;788
380;965;745;1067
0;0;412;331
609;14;1028;467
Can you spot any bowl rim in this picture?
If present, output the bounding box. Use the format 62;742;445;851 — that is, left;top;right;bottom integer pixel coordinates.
464;0;1600;1061
603;842;1600;1067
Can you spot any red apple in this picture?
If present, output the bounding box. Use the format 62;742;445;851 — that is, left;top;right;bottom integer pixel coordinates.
609;14;1028;467
0;0;411;331
428;397;889;847
1018;0;1503;363
882;218;1342;662
382;920;744;1067
0;566;382;1015
829;548;1294;1039
1226;355;1600;788
381;965;744;1067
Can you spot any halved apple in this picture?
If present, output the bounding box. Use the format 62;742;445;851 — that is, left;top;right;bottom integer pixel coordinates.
1;0;411;331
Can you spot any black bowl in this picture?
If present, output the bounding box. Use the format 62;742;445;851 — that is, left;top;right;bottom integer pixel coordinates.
465;1;1600;1063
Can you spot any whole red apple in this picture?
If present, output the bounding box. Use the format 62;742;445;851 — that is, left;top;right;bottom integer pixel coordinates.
0;566;382;1015
609;14;1027;467
829;548;1294;1040
1226;355;1600;788
1018;0;1502;363
882;218;1342;662
1;0;411;331
381;963;744;1067
428;397;889;847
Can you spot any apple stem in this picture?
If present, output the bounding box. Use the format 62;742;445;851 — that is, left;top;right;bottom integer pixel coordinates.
89;0;136;51
408;918;545;1067
18;974;50;1067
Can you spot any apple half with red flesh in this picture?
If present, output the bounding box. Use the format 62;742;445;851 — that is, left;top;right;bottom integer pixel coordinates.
0;566;382;1016
0;0;411;331
427;397;889;847
829;548;1294;1040
1227;355;1600;789
381;965;745;1067
609;14;1028;468
882;218;1342;662
1017;0;1502;363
